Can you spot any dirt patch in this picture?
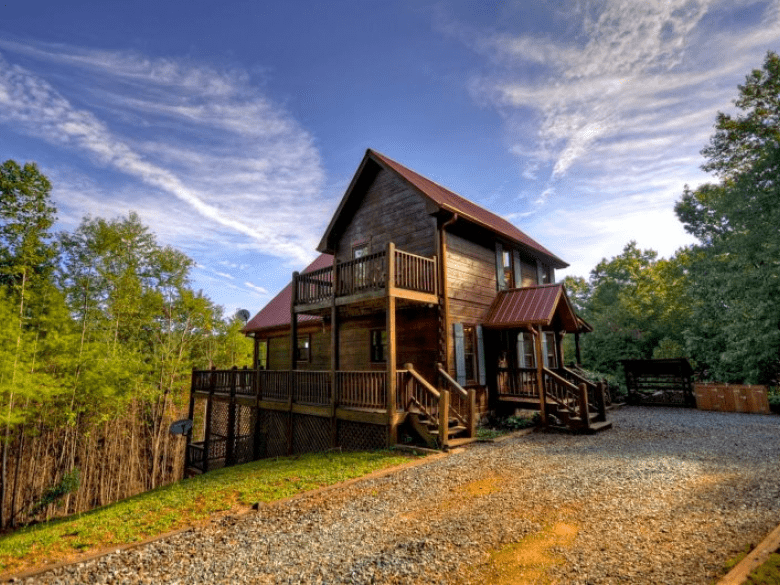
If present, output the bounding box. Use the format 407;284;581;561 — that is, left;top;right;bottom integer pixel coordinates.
475;521;579;585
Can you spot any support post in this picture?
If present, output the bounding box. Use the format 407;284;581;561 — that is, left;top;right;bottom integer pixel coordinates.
203;366;216;473
386;267;397;445
290;271;299;371
185;368;197;473
439;390;450;449
467;388;477;438
330;258;340;448
534;326;547;425
574;332;582;366
226;366;237;466
579;382;590;431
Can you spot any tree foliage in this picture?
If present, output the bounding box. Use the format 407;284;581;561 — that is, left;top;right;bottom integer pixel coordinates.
675;51;780;384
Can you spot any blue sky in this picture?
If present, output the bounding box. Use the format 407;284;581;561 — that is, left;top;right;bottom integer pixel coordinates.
1;1;779;316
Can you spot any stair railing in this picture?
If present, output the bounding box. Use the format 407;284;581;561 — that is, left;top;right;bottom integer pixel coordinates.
402;363;449;448
558;366;608;421
436;363;476;438
543;367;590;430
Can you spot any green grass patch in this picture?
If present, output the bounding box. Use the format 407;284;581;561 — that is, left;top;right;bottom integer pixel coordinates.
0;450;415;574
747;551;780;585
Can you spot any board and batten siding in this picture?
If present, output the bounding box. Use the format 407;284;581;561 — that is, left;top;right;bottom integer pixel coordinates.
334;168;436;261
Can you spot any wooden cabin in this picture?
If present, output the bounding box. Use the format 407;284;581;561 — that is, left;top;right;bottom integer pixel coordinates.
186;149;609;473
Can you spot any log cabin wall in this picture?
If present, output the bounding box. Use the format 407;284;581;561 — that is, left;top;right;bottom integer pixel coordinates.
332;308;438;380
263;325;329;371
334;168;436;261
444;231;497;416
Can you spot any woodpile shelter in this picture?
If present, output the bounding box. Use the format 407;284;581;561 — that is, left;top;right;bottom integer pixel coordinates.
186;149;610;474
622;358;695;407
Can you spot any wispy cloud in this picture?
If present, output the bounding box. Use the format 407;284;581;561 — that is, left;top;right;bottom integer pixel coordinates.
244;282;269;296
0;41;327;264
470;0;780;185
459;0;780;272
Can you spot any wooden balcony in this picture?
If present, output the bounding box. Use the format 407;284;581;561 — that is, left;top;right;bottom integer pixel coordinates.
293;243;438;313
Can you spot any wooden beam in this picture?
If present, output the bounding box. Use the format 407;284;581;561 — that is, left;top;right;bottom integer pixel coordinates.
534;325;546;425
386;252;397;445
331;257;339;448
290;271;299;371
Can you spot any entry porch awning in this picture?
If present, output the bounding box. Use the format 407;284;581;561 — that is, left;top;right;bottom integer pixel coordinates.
481;283;589;333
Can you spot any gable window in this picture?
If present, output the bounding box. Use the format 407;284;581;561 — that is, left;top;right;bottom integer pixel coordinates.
370;329;387;363
353;242;369;289
296;334;311;363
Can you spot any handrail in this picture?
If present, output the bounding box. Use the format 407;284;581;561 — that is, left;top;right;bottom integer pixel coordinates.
436;365;468;398
407;366;440;399
544;367;579;392
559;367;596;389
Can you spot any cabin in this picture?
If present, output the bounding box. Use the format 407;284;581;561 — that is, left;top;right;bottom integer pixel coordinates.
186;149;610;473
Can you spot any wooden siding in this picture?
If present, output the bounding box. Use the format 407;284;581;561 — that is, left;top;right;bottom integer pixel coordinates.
263;326;329;371
445;232;497;377
335;168;436;262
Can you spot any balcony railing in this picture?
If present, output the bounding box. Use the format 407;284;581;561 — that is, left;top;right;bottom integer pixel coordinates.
295;244;437;306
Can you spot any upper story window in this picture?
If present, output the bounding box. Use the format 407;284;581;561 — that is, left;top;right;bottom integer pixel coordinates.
502;250;514;289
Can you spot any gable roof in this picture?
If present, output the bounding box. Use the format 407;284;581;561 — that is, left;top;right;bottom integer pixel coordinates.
482;284;582;332
318;149;567;268
242;254;332;334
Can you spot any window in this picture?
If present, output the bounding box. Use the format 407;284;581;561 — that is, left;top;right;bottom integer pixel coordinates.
502;250;514;288
370;329;387;362
257;340;268;370
541;263;553;284
463;325;477;383
353;242;369;289
544;332;557;369
517;332;536;368
296;334;311;362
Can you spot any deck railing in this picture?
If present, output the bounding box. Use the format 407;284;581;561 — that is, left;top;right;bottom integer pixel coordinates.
437;364;476;438
394;249;437;294
497;367;539;398
294;244;437;306
337;371;386;409
296;266;333;305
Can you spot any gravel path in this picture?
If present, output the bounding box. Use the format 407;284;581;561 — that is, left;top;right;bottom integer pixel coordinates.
31;407;780;584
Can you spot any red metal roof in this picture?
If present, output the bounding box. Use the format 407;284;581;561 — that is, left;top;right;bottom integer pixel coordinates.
242;254;332;334
482;284;580;331
368;150;567;268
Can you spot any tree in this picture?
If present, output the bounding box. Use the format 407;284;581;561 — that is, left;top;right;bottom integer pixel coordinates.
569;242;692;378
675;51;780;384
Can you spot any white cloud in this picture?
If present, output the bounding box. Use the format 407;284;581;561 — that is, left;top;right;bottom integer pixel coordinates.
0;43;328;265
244;282;269;296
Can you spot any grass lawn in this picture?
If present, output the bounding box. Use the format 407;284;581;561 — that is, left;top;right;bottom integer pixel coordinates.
0;450;417;575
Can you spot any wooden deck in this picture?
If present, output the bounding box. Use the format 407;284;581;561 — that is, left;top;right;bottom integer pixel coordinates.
187;365;476;472
293;244;439;314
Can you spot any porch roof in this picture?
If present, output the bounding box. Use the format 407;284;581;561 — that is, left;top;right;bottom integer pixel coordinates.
482;284;582;332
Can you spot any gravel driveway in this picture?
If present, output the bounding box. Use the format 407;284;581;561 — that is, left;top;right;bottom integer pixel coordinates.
32;407;780;584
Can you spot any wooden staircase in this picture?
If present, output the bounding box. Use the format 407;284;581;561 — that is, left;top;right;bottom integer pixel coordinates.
398;364;477;450
407;409;470;449
542;367;612;434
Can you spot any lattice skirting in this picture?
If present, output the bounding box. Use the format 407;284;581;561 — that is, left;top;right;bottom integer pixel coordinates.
260;410;288;458
337;420;388;451
292;414;331;454
196;398;390;471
